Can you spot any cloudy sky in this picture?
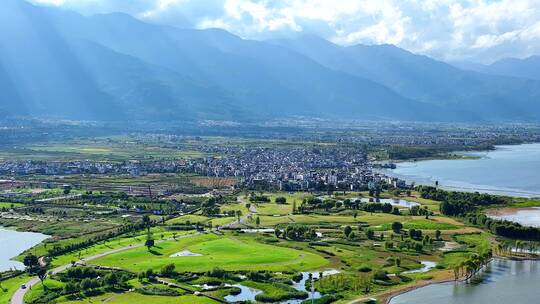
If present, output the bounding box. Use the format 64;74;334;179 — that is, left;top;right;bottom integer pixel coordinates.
30;0;540;63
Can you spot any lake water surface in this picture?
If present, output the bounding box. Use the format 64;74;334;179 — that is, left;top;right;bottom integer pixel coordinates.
486;207;540;227
390;259;540;304
0;226;49;272
389;144;540;197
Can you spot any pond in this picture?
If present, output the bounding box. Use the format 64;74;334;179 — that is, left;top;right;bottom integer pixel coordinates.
224;284;263;302
356;198;420;208
221;269;340;304
402;261;437;274
0;226;49;272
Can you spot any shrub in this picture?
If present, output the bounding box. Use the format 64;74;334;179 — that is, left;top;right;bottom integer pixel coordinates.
358;265;372;273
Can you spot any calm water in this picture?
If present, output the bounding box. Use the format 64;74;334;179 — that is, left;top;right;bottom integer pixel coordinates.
389;144;540;197
487;207;540;227
0;226;49;272
390;259;540;304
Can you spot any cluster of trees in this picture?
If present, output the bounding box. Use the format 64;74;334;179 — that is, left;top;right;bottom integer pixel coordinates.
452;251;492;281
298;197;338;212
419;186;508;215
298;197;406;216
201;196;223;216
387;239;424;252
409;205;432;218
249;194;270;203
418;187;540;240
276;224;317;241
62;268;132;295
275;196;287;204
496;240;540;255
466;213;540;241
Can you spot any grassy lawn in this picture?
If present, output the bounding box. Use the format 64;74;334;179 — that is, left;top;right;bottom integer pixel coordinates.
255;203;293;216
0;202;23;208
454;233;491;254
24;279;65;303
439;251;472;268
90;233;327;273
0;274;31;304
375;219;459;231
39;229;189;267
507;199;540;208
255;213;406;227
60;292;220;304
166;214;236;227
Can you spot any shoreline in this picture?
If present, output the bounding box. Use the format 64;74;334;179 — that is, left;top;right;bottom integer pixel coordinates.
366;255;540;304
382;143;540;198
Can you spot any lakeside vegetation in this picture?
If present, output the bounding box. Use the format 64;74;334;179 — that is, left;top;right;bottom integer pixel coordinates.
2;135;540;304
0;185;513;304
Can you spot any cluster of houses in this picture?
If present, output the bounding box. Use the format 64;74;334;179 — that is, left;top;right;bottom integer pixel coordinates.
0;145;410;193
186;147;407;191
0;160;189;176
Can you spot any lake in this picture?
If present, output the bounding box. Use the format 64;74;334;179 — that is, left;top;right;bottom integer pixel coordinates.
389;144;540;197
0;226;49;272
486;207;540;227
389;259;540;304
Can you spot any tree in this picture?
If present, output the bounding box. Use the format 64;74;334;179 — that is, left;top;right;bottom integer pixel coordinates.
236;210;242;223
64;282;78;294
23;254;39;272
366;229;375;240
391;222;403;233
292;201;297;214
161;263;176;277
104;272;118;288
435;230;442;240
142;215;151;232
275;228;282;238
256;216;260;226
275;197;287;204
37;268;48;290
344;226;353;238
80;278;96;290
145;269;155;280
145;232;155;250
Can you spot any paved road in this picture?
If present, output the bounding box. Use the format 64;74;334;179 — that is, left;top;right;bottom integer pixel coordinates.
220;196;257;229
11;233;199;304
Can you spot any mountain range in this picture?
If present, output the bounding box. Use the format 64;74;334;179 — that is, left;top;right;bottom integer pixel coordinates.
453;56;540;82
1;0;540;123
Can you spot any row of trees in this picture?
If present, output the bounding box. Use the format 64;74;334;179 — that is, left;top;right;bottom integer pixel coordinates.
466;213;540;241
452;251;492;281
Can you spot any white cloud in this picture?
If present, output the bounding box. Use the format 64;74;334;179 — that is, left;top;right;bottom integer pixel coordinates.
28;0;540;63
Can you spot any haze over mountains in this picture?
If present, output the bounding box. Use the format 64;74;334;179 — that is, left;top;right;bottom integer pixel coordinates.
2;0;540;123
454;56;540;82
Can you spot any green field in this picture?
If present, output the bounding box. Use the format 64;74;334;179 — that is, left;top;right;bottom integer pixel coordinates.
91;233;327;273
0;202;23;208
0;138;210;162
0;274;31;304
375;219;459;231
60;293;220;304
